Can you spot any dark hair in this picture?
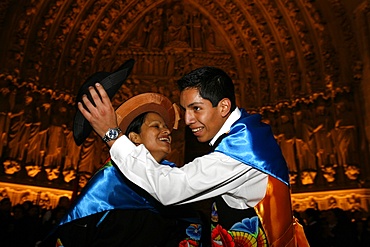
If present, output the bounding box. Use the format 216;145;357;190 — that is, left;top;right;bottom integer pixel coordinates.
177;66;236;111
125;112;149;136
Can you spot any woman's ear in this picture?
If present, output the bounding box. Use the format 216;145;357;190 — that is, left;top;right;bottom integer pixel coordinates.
219;98;231;117
128;132;141;146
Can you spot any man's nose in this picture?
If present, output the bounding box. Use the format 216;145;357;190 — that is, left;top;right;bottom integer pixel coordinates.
184;111;195;125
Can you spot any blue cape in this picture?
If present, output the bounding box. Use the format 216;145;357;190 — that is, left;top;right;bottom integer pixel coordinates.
59;159;176;225
215;109;290;186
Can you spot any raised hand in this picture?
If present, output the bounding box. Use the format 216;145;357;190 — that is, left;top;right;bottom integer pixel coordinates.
77;83;118;141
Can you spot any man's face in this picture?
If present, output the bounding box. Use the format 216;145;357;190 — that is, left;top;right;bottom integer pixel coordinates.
135;112;172;162
180;88;226;143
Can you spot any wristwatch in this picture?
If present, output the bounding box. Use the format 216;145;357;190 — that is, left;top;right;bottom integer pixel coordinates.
102;127;122;142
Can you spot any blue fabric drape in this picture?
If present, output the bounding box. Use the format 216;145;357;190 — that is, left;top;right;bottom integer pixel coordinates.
215;109;290;186
60;159;176;225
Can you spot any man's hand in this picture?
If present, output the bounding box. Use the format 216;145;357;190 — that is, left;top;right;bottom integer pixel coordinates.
77;82;118;140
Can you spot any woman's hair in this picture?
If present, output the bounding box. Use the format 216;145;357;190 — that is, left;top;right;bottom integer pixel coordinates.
124;112;149;136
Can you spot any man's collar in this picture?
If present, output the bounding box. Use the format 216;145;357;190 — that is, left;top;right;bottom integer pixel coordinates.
209;107;241;146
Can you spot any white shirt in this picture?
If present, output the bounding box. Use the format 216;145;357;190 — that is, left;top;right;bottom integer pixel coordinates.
111;108;268;209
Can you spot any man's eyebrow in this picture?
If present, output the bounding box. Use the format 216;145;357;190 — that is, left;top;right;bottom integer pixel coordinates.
179;101;204;110
186;101;204;108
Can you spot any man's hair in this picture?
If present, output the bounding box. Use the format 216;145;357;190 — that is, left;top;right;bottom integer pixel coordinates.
177;66;236;111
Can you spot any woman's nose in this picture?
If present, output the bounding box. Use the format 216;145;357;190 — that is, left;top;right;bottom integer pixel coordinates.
161;127;170;134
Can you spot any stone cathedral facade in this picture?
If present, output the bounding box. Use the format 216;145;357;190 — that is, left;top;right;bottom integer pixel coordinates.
0;0;370;212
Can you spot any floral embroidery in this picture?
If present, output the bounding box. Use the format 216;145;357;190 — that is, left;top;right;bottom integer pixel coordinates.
186;224;202;241
180;212;268;246
231;217;259;237
211;224;235;247
179;239;199;247
56;238;64;247
211;202;218;223
179;202;268;247
227;216;267;246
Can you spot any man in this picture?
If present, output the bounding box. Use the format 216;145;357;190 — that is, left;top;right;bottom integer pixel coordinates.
80;67;302;246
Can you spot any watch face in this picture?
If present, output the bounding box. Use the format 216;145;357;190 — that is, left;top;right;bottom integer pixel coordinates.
108;129;119;139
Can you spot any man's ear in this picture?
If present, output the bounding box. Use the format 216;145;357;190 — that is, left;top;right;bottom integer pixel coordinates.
219;98;232;117
128;132;141;145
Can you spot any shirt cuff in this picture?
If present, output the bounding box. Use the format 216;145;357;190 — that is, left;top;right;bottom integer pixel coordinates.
110;135;135;161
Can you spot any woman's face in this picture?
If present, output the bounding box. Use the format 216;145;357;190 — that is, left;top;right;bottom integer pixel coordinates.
131;112;172;162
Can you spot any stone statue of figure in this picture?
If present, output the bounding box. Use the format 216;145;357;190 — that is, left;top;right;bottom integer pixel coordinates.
190;11;202;50
311;96;337;183
5;82;28;175
76;134;104;189
147;8;164;50
31;88;52;175
43;92;68;181
202;18;217;51
0;79;14;157
62;93;82;183
293;101;317;185
276;105;298;184
23;88;43;178
166;4;189;47
331;93;360;180
129;15;151;48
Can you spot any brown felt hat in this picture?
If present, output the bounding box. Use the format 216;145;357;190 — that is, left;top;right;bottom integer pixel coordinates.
115;93;179;134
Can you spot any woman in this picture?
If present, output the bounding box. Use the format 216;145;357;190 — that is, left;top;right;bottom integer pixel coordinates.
40;93;198;247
